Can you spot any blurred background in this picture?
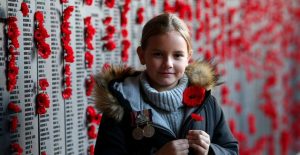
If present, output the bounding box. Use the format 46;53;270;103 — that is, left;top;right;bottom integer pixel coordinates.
0;0;299;154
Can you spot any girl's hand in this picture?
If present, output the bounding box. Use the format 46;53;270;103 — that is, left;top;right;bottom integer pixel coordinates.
155;139;189;155
186;130;210;155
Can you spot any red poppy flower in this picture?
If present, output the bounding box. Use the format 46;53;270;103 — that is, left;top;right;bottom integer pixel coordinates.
37;106;47;114
41;151;47;155
183;86;206;107
105;0;115;8
151;0;156;6
88;125;97;139
248;113;256;134
106;25;116;35
60;0;68;3
35;11;44;23
10;116;18;132
21;2;29;16
121;14;128;27
103;16;112;25
88;144;95;155
101;34;113;41
94;113;102;125
11;143;23;154
65;76;71;87
87;106;96;118
84;16;92;26
62;88;72;99
102;63;111;72
122;39;131;50
85;52;94;68
121;49;129;62
37;93;50;108
86;76;95;96
85;0;93;5
61;21;71;35
7;78;17;92
7;102;21;113
38;42;51;59
39;79;49;91
191;113;204;121
64;52;74;63
64;64;71;75
121;29;128;37
104;41;116;51
63;6;74;21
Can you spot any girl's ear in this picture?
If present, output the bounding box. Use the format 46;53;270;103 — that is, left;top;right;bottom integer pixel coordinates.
137;46;145;65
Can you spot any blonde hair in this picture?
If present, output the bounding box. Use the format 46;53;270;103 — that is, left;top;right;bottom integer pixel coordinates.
140;13;192;55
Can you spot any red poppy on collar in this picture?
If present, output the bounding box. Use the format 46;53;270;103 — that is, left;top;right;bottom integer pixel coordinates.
105;0;115;8
11;143;23;154
7;102;21;113
39;79;49;91
183;86;206;107
103;16;112;25
21;2;29;16
191;113;204;121
10;116;18;132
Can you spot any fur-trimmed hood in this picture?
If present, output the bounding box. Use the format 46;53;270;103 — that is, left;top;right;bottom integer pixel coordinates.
93;60;220;122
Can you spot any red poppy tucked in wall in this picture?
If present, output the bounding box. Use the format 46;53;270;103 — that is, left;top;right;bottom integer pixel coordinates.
7;102;21;113
183;85;206;107
20;2;29;16
11;143;23;154
105;0;115;8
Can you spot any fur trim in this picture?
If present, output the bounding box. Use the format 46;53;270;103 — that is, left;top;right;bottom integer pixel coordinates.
93;65;135;122
94;60;219;121
185;60;220;90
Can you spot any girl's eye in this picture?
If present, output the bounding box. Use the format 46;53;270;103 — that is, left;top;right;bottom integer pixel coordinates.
153;53;162;57
174;53;184;58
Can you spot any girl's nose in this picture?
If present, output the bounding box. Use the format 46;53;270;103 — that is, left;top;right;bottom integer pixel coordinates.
163;57;173;69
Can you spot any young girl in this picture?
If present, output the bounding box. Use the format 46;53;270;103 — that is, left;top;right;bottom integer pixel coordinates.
94;13;238;155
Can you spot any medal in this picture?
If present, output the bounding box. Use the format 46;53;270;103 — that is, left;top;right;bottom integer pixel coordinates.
132;126;144;140
143;123;155;138
131;109;155;140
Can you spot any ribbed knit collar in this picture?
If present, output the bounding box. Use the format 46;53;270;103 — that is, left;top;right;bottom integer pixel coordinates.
139;72;188;112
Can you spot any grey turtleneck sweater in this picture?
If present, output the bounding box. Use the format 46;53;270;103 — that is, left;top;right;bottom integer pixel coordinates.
113;72;189;137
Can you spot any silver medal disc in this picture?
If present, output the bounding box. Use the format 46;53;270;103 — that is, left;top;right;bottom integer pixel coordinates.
132;127;144;140
143;124;155;138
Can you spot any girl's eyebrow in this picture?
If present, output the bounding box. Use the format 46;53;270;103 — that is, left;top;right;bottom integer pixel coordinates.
151;49;185;53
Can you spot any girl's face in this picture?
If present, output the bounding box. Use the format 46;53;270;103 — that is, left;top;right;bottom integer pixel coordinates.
138;31;190;91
